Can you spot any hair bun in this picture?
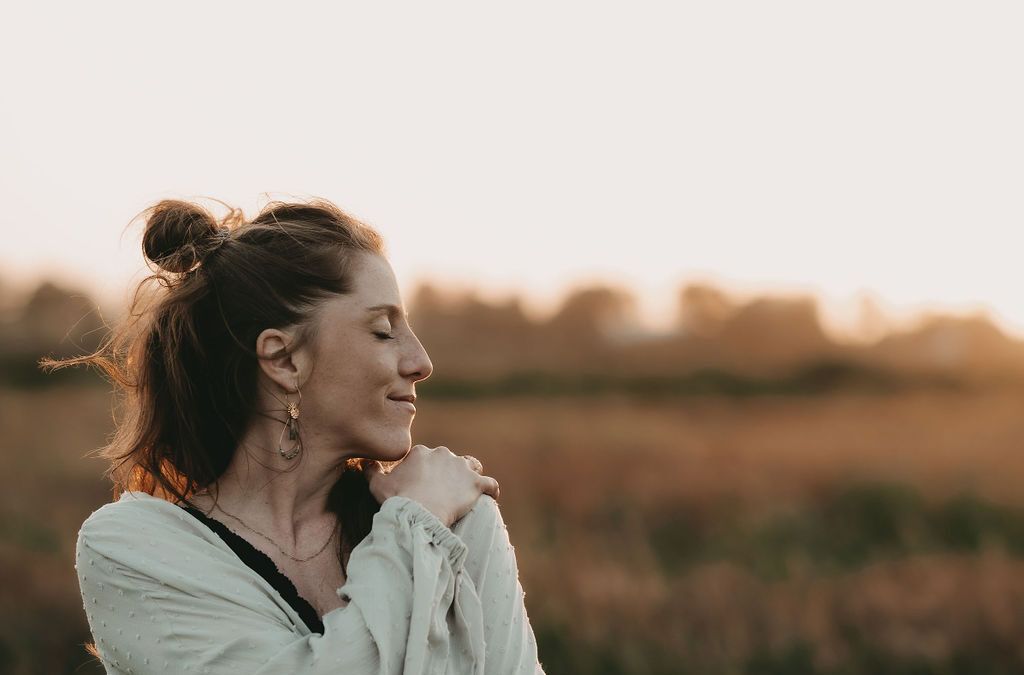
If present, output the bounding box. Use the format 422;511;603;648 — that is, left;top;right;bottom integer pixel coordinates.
142;200;222;274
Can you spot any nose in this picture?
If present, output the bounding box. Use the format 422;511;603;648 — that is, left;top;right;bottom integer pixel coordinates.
402;330;433;383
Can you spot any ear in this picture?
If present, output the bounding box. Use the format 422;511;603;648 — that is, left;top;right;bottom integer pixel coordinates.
255;327;306;393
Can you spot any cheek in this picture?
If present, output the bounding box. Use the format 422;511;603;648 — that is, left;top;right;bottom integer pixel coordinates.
305;346;396;415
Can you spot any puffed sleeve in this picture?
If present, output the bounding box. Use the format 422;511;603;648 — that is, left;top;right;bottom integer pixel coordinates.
450;495;546;674
75;495;483;674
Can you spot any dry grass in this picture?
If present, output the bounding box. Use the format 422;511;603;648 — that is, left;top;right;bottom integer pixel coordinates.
6;385;1024;673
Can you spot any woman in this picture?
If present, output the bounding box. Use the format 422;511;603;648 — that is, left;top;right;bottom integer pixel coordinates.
58;199;545;673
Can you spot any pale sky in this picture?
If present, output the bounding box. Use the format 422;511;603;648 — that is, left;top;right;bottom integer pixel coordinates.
2;2;1022;341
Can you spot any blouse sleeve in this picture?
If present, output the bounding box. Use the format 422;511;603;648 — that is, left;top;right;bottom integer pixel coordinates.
76;495;480;674
450;495;546;674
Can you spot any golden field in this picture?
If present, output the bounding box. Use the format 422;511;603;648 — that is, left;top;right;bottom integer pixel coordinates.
6;382;1024;674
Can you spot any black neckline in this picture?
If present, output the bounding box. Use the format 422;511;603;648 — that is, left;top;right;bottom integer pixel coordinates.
178;504;325;634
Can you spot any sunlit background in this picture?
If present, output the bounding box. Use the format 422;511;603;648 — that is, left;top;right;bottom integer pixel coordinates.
3;2;1024;674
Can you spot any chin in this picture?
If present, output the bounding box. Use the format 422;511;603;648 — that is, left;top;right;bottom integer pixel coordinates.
373;433;414;462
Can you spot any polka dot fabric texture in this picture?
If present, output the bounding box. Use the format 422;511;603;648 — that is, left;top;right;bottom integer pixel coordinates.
75;491;546;674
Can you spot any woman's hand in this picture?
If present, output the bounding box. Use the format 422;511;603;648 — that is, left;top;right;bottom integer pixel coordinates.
365;445;500;527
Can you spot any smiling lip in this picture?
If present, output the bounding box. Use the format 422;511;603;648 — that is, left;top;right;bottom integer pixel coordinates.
388;398;416;413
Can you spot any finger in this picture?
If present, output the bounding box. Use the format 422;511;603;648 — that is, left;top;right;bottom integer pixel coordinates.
478;475;500;500
463;455;483;473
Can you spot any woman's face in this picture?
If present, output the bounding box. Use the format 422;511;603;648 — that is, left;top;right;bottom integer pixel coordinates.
293;252;433;462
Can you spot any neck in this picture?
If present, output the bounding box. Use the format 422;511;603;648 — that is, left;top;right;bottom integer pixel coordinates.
202;413;348;547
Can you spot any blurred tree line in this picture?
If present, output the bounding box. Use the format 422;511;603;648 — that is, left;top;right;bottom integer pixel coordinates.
0;280;106;387
4;277;1024;394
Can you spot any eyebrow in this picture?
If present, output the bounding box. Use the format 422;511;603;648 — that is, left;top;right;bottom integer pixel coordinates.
365;304;409;320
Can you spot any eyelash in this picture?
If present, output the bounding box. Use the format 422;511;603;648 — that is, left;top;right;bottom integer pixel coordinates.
374;331;395;340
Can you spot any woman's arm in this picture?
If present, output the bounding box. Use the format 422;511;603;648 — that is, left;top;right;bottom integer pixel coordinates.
76;495;481;674
451;495;546;674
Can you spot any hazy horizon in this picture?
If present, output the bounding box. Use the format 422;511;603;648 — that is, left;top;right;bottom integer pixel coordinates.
3;261;1019;348
3;2;1022;341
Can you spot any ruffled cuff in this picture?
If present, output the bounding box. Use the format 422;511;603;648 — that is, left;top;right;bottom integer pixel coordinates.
378;495;469;572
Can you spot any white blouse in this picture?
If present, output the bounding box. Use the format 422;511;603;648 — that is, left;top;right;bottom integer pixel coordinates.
75;490;545;674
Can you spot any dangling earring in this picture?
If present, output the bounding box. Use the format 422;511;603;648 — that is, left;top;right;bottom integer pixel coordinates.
278;382;302;460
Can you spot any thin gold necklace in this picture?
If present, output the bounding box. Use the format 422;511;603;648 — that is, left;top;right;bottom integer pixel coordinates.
207;500;338;564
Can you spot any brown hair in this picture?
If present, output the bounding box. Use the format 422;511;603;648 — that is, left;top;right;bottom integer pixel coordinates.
42;197;389;575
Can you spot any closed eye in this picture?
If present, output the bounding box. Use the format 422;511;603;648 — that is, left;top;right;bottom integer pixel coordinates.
373;331;395;340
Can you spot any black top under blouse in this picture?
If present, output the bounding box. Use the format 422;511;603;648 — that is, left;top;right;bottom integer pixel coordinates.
178;504;325;634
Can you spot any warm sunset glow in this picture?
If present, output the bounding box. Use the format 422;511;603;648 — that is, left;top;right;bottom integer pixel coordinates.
1;2;1021;341
9;7;1024;672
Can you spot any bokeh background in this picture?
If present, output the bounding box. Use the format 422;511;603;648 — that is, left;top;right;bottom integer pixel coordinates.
3;3;1024;674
